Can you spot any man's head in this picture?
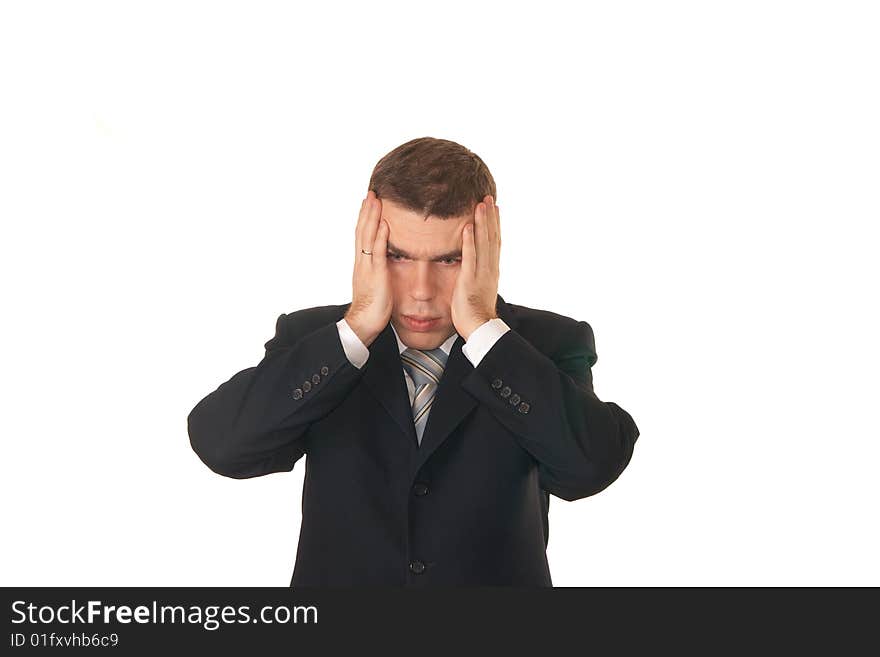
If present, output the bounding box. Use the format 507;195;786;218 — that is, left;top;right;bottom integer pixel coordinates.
368;137;497;350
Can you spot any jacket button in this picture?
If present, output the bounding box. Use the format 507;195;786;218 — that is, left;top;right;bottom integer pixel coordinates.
491;378;503;389
413;482;429;497
409;560;426;574
517;402;530;414
320;366;329;376
312;373;321;384
509;393;521;405
302;380;312;392
500;386;511;398
292;388;303;400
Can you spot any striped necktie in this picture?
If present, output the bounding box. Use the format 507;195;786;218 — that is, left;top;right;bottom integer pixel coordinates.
400;347;449;445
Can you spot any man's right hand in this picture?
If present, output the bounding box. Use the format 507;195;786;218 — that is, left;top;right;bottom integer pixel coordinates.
344;190;392;347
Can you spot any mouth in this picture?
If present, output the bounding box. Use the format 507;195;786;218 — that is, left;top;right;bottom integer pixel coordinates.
402;315;440;331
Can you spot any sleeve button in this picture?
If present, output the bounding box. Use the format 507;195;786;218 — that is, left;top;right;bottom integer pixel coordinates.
292;388;303;400
321;365;329;376
312;373;321;384
491;378;503;389
500;386;511;398
509;393;521;405
517;402;530;414
302;380;312;392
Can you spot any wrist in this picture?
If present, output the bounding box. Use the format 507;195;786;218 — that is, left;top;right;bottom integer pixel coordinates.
460;314;497;341
344;312;380;347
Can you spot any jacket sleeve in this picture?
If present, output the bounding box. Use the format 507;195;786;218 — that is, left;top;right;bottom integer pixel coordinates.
460;320;640;501
187;312;364;479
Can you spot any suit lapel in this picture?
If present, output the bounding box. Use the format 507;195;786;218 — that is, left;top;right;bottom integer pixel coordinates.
360;320;420;447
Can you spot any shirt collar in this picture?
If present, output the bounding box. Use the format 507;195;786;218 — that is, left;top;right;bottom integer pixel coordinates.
390;321;458;356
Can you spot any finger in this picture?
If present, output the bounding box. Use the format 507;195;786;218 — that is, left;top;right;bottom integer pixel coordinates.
493;202;501;271
355;191;371;258
373;218;390;271
461;220;476;276
485;195;498;244
476;201;490;272
361;193;382;264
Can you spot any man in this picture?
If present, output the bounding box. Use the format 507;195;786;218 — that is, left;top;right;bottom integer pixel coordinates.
188;137;640;587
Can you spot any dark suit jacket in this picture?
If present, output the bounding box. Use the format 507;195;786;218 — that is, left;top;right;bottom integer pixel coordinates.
187;293;640;587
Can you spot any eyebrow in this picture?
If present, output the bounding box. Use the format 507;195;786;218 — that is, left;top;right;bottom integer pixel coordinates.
386;241;462;261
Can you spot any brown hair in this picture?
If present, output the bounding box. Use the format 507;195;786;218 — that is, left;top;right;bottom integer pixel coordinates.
368;137;496;220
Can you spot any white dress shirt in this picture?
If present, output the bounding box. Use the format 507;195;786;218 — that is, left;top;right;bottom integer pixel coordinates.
336;317;510;405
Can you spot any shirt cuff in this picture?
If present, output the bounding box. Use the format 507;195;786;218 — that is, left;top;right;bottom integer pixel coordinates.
461;317;510;367
336;318;370;369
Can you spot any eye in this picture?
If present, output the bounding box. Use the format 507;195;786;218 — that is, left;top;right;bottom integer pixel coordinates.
388;253;404;261
441;258;461;265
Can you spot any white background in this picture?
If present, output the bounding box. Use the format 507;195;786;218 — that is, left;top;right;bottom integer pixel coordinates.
1;0;877;586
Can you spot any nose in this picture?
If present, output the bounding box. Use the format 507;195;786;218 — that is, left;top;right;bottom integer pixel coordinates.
410;261;434;302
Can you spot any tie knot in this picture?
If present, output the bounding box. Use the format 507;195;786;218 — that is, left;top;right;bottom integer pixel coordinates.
401;347;449;387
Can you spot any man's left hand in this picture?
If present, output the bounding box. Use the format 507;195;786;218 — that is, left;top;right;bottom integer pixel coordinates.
451;194;501;341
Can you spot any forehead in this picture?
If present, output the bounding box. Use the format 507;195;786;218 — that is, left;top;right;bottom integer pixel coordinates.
380;199;471;256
